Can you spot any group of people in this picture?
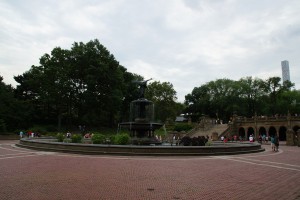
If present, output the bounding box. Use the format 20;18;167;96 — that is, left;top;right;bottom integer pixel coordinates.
220;135;238;142
19;131;40;138
258;135;269;144
66;132;93;139
258;134;279;151
221;134;280;152
270;135;280;152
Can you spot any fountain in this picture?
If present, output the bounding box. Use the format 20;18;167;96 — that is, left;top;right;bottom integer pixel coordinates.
18;79;265;155
119;78;163;145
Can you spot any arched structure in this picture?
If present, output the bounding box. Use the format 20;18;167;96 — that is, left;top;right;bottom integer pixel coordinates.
227;114;300;145
279;126;287;141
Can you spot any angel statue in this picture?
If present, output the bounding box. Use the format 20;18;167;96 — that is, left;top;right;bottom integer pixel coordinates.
132;78;152;98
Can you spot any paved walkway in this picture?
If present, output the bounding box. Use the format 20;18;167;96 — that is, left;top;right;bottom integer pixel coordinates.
0;140;299;200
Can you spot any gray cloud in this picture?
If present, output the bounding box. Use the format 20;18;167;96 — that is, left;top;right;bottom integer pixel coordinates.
0;0;299;102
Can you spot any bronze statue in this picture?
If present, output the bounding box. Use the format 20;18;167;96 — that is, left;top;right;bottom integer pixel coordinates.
133;78;152;98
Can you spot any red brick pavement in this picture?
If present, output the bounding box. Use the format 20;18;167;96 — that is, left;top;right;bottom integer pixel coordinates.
0;140;299;200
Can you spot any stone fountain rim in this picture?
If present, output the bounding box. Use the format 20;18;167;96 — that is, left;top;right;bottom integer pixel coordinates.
17;137;265;156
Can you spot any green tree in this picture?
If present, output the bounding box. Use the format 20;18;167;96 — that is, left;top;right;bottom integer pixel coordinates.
238;77;267;116
185;76;297;121
14;39;130;129
145;81;180;122
0;76;29;132
265;77;294;114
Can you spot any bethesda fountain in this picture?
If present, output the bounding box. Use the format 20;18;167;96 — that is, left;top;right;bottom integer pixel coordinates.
118;78;163;145
18;79;264;155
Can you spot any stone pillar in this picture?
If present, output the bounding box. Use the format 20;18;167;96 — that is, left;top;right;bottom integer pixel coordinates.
286;129;294;146
254;113;258;141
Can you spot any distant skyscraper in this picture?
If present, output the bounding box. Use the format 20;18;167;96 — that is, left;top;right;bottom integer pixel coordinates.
281;60;290;83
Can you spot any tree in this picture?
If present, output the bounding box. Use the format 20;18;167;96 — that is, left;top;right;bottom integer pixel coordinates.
185;76;297;121
0;76;29;132
265;77;294;114
184;84;212;120
145;81;180;122
14;39;129;129
238;77;267;116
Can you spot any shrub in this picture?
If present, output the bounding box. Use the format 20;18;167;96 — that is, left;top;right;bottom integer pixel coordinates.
45;125;57;132
205;140;212;146
71;134;82;143
91;134;106;144
56;133;65;142
181;136;208;146
114;133;130;145
173;123;193;132
180;136;192;146
109;135;116;144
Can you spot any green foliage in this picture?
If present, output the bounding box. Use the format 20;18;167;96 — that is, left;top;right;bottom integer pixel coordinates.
109;135;116;144
0;119;6;133
91;134;106;144
1;36;299;132
205;140;212;146
45;125;57;132
0;75;30;131
71;134;82;143
114;133;130;145
173;123;193;132
145;81;182;122
185;76;297;121
13;39;138;129
154;127;167;137
56;133;65;142
28;126;47;134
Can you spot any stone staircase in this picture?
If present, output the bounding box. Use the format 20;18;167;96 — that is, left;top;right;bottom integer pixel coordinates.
189;124;229;138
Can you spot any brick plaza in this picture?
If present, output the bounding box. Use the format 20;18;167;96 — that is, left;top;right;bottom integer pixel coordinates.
0;140;299;200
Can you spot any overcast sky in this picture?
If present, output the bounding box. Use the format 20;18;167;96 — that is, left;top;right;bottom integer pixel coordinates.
1;0;299;102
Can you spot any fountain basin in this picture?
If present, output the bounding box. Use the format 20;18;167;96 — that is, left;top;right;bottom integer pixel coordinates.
17;138;265;156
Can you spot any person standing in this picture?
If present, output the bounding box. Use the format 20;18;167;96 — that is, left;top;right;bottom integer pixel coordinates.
270;136;275;152
249;135;254;142
19;131;23;138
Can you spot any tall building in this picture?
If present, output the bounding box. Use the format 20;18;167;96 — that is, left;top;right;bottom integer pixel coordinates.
281;60;290;83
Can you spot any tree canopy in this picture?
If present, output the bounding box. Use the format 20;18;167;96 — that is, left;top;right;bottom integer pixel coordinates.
1;38;299;132
145;81;179;122
13;39;144;130
3;39;183;132
184;77;298;122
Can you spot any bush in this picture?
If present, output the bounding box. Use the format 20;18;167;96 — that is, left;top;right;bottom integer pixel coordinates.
56;133;65;142
205;140;212;146
180;136;192;146
45;125;57;132
173;123;193;132
28;126;47;135
114;133;130;145
179;136;208;146
91;134;106;144
109;135;116;144
71;134;82;143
